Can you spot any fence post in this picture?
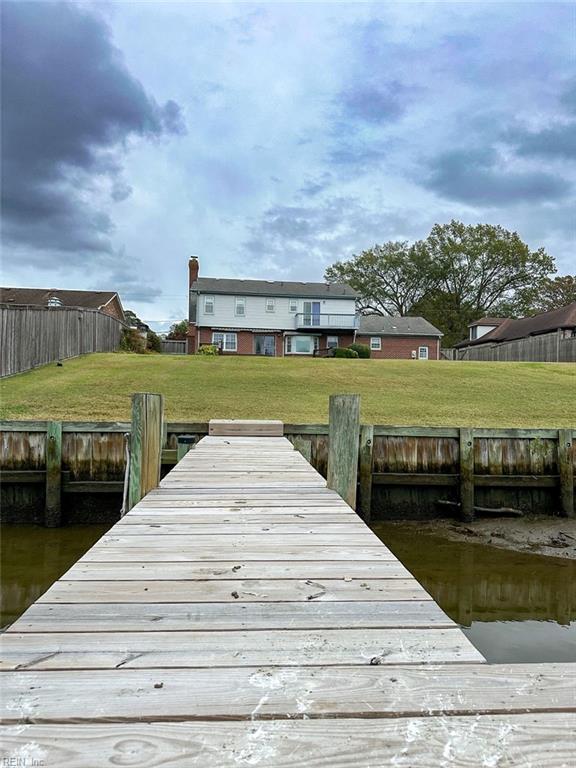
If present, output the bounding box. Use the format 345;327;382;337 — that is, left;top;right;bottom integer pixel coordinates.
45;420;62;527
128;393;164;510
459;427;475;522
358;424;374;522
558;429;574;518
327;394;360;508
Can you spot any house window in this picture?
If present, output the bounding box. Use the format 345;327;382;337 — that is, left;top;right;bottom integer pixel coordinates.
327;336;339;349
235;297;246;317
470;326;478;340
289;299;298;313
285;335;316;354
212;332;237;352
370;337;381;351
418;346;429;360
204;295;214;315
265;297;276;313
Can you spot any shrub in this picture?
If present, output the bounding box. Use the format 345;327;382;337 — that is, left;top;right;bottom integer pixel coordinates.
119;328;146;353
349;343;371;359
197;344;219;356
333;347;359;358
146;330;162;353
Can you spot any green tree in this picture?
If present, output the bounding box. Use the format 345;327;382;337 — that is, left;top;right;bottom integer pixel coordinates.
167;320;189;340
325;241;436;316
520;275;576;315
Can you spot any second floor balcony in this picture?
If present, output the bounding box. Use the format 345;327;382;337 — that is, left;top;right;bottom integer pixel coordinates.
295;312;359;330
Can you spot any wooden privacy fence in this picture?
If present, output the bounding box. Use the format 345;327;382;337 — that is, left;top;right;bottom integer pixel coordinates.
160;339;187;354
454;331;576;363
0;304;125;377
2;422;575;525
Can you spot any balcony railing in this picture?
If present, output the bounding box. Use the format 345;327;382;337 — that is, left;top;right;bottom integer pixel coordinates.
295;313;359;330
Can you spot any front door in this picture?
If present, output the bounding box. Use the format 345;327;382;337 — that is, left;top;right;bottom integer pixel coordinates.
254;335;276;356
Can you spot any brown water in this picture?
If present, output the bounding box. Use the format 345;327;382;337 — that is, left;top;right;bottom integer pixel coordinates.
1;523;575;664
372;522;576;663
1;524;109;629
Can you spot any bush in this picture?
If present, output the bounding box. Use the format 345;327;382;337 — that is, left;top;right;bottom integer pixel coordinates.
333;347;359;358
146;330;161;353
197;344;219;356
349;343;371;359
119;328;146;353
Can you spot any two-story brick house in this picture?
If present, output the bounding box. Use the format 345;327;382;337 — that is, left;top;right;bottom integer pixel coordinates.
188;258;359;356
187;258;442;358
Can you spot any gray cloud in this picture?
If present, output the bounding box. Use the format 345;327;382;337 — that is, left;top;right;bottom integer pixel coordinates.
425;147;571;205
339;81;414;124
512;123;576;161
1;1;183;268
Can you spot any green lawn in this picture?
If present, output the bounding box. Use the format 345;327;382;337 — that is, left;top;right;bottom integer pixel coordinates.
0;353;574;426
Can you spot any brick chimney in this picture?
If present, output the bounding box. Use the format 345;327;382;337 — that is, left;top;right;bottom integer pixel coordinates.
189;256;199;288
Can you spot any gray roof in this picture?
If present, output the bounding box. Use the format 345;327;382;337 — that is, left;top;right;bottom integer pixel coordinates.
358;315;443;337
191;277;357;299
0;286;120;310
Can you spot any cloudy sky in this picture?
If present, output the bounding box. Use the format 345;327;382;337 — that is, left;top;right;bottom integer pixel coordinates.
2;1;575;326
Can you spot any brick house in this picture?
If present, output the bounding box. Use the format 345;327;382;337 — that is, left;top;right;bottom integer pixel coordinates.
356;315;442;360
187;258;442;358
0;287;125;322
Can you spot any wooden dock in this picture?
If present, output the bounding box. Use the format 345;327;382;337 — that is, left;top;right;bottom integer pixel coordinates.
1;426;575;766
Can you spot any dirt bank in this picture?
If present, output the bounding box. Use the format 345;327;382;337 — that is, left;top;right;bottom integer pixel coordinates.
395;517;576;560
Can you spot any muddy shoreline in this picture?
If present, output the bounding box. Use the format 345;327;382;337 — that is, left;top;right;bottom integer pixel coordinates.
383;517;576;560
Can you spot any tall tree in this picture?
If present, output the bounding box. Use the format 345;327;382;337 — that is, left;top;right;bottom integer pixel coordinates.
522;275;576;314
324;241;436;316
167;320;189;340
423;220;554;319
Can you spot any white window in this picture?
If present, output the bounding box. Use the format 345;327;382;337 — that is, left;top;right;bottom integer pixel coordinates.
204;295;214;314
327;336;339;349
289;299;298;313
285;335;316;354
370;337;381;350
418;346;429;360
265;297;276;313
235;297;246;316
212;332;237;352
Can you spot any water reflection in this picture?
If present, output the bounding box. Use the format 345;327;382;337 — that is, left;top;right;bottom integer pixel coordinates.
1;524;109;629
372;522;576;663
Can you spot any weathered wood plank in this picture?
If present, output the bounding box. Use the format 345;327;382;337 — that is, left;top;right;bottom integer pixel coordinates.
8;600;450;633
1;664;573;722
92;533;379;547
79;545;394;562
208;420;284;437
459;427;474;522
60;560;414;581
2;714;574;767
38;578;430;603
358;424;373;522
0;628;480;670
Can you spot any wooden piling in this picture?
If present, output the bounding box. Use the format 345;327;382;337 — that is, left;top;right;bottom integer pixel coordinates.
327;394;361;508
459;427;475;522
128;393;164;511
44;421;62;527
177;435;196;462
558;428;574;518
358;424;374;522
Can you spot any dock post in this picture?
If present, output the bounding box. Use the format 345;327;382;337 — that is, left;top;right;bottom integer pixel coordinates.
558;429;574;518
128;393;164;511
459;427;475;522
45;420;62;527
358;424;374;522
327;394;360;508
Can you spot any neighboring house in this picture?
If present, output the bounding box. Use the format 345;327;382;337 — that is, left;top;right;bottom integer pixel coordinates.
455;303;576;351
466;317;508;342
187;258;442;358
0;287;125;322
356;316;442;360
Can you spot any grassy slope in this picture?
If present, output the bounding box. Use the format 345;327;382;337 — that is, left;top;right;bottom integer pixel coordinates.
0;353;574;427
